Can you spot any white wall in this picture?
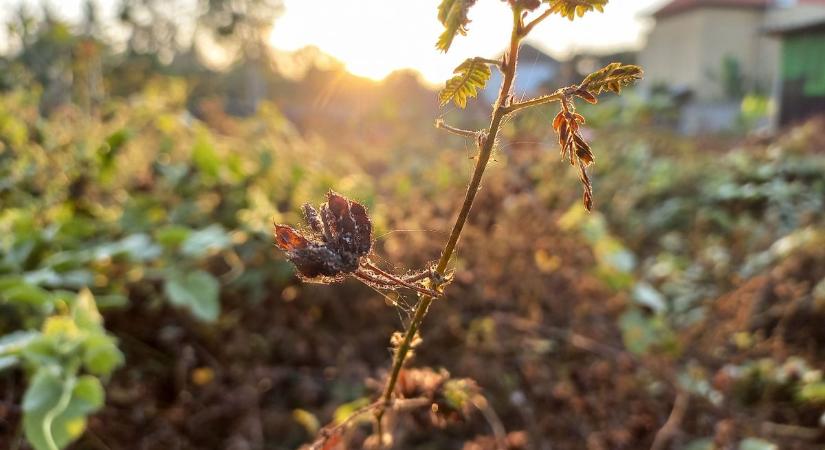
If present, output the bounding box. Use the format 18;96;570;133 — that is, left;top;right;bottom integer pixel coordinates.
640;8;780;101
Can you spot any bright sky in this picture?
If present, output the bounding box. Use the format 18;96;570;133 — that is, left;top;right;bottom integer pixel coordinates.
270;0;667;83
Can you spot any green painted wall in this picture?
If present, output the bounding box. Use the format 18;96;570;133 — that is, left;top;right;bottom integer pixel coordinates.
782;32;825;97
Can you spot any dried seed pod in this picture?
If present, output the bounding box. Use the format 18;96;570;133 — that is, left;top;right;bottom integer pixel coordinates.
274;191;372;282
551;104;597;211
275;192;443;296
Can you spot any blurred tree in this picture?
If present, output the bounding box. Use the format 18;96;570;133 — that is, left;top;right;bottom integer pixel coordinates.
117;0;282;63
1;0;282;114
113;0;282;111
6;4;77;113
74;1;105;113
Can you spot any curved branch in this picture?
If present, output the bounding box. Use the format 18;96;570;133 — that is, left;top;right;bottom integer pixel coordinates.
521;8;554;37
650;390;690;450
472;394;508;450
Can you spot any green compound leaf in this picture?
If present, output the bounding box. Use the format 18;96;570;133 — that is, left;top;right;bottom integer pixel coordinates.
436;0;477;52
439;57;492;108
543;0;608;20
164;270;221;322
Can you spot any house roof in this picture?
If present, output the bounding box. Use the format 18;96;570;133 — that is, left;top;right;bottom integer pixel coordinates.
652;0;771;18
516;44;560;66
766;16;825;34
764;1;825;34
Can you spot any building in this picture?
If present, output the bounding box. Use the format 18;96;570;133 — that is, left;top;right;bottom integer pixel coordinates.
639;0;825;132
641;0;778;101
482;44;561;103
765;7;825;124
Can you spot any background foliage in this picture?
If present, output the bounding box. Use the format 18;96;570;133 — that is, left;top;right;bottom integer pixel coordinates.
1;1;824;449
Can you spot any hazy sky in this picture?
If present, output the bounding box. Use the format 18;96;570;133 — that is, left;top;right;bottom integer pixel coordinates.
1;0;669;83
271;0;667;83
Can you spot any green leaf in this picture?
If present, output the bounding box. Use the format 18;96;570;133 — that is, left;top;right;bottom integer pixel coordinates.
443;378;478;410
292;408;320;435
192;132;220;179
683;438;714;450
0;330;39;356
3;238;37;269
619;308;675;355
72;289;102;331
739;438;778;450
0;355;19;372
543;0;608;20
23;369;64;413
333;397;371;425
93;234;162;262
0;276;54;310
93;294;128;309
73;375;104;410
436;0;477;52
164;270;221;322
439;57;492;108
23;371;104;450
798;382;825;403
82;334;124;377
154;224;192;249
98;128;132;177
180;225;231;259
632;282;666;313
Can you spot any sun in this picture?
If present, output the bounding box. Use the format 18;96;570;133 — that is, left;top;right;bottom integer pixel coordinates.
269;0;513;84
269;0;659;84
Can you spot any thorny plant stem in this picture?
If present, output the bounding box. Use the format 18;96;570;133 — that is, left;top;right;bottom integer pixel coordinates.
504;89;568;114
373;7;527;444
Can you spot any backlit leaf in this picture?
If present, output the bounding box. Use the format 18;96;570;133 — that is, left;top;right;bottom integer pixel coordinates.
436;0;477;52
543;0;608;20
439;57;492;109
580;62;643;96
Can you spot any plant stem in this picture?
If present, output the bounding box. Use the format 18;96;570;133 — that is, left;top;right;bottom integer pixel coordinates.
521;7;554;37
373;7;525;442
435;119;478;139
503;89;568;114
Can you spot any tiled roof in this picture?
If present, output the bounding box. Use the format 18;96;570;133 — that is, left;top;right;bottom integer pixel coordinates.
653;0;771;18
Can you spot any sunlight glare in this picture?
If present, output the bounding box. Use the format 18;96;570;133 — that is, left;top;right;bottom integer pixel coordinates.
269;0;665;84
